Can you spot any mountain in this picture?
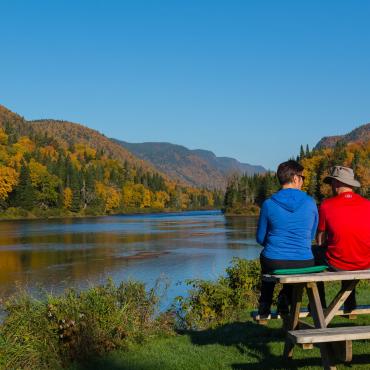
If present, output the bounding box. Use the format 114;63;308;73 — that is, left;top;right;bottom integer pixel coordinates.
0;105;160;175
315;123;370;149
0;104;221;215
113;140;266;189
28;119;157;174
0;104;265;190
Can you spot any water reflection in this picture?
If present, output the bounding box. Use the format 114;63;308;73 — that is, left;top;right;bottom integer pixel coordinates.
0;211;261;307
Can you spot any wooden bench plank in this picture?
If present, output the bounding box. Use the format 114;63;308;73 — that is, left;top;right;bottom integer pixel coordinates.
252;305;370;322
263;270;370;284
288;326;370;344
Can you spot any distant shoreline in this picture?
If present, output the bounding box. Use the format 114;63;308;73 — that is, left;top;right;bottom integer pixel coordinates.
222;207;260;217
0;207;222;222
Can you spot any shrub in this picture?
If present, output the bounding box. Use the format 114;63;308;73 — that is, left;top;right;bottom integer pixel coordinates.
175;258;262;329
0;279;171;369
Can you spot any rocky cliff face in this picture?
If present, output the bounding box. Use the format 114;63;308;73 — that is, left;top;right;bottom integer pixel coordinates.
315;123;370;149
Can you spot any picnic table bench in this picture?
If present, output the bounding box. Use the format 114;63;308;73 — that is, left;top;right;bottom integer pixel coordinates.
261;269;370;370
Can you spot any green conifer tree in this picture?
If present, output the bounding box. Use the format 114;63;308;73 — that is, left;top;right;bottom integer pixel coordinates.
13;163;35;210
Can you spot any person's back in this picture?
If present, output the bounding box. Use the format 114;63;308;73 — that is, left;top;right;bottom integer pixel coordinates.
258;188;317;261
319;191;370;270
316;165;370;311
256;160;318;317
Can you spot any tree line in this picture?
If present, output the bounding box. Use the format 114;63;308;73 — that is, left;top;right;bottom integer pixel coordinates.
223;140;370;214
0;124;223;217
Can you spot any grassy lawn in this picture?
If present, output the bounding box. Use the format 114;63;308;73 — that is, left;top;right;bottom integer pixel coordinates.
75;283;370;370
75;319;370;370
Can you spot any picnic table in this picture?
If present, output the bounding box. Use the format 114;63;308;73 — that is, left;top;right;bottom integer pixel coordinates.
263;270;370;370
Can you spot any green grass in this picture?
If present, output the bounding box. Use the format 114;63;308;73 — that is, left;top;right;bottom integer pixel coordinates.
73;282;370;370
74;318;370;370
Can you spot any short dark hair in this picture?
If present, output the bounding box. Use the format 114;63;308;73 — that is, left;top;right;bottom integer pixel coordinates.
277;160;304;185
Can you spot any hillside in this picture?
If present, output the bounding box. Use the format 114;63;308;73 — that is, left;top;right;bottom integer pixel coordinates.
315;122;370;149
29;119;157;174
0;104;221;217
113;140;266;189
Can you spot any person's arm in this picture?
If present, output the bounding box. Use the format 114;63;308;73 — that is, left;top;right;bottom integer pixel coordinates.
316;230;326;246
316;203;327;247
311;201;319;241
256;201;268;246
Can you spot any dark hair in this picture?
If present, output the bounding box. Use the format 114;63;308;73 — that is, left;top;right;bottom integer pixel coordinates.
277;160;304;185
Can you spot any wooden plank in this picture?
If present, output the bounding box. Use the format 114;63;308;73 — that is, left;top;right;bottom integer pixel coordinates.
324;280;358;325
332;341;353;362
306;282;327;328
252;305;370;322
337;305;370;316
288;325;370;344
306;282;335;370
302;343;314;350
263;270;370;283
283;284;304;358
298;320;315;330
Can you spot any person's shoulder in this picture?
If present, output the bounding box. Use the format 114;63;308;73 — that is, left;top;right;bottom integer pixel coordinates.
261;198;273;208
355;194;370;208
303;193;317;207
317;198;334;215
320;195;337;208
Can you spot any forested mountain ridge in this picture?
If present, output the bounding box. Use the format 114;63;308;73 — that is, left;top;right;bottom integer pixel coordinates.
315;122;370;149
0;104;222;218
113;140;266;189
29;119;157;175
224;126;370;215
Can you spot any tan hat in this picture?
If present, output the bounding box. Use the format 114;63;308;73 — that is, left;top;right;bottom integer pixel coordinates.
323;166;361;187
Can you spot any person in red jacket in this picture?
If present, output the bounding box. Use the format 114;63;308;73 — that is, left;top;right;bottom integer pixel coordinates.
316;165;370;310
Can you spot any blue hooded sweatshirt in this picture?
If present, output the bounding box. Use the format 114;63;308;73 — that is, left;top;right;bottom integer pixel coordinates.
256;188;318;261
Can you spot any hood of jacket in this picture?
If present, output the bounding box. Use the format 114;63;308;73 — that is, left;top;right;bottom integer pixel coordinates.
270;189;308;212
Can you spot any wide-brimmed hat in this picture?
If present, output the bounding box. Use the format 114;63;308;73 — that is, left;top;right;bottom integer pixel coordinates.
323;166;361;187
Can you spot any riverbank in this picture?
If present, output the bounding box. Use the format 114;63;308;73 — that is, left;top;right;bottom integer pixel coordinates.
73;282;370;370
3;257;369;370
222;204;260;216
0;206;220;222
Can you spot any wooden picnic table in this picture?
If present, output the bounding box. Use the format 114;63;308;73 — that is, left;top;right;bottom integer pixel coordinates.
263;270;370;370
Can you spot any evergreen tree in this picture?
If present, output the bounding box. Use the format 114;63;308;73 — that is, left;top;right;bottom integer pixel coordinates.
305;144;310;158
12;163;35;210
352;150;361;171
70;167;81;212
332;141;347;165
57;183;64;209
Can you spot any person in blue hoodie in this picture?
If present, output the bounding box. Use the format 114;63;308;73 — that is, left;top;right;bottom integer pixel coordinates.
256;160;318;317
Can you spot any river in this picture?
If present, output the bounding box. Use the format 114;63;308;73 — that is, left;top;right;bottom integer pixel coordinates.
0;210;261;309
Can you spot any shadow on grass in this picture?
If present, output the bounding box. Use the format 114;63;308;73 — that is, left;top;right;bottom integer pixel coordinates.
184;321;370;369
75;356;156;370
232;354;370;370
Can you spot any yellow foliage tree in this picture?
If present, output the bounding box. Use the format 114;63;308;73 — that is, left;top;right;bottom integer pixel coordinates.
152;191;170;209
0;129;8;145
122;183;152;208
39;146;58;161
95;181;121;212
106;187;120;212
63;187;73;209
0;166;18;200
12;137;35;154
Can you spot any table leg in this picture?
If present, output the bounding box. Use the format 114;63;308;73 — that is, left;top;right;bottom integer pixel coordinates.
332;340;352;362
283;284;303;359
324;280;358;325
324;280;357;362
306;282;336;370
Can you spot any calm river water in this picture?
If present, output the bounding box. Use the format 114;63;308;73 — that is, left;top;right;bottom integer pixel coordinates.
0;210;261;309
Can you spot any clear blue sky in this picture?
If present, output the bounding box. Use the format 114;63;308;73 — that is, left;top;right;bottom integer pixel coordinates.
1;0;370;170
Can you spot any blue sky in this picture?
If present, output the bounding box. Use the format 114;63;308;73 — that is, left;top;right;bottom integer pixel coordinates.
1;0;370;170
